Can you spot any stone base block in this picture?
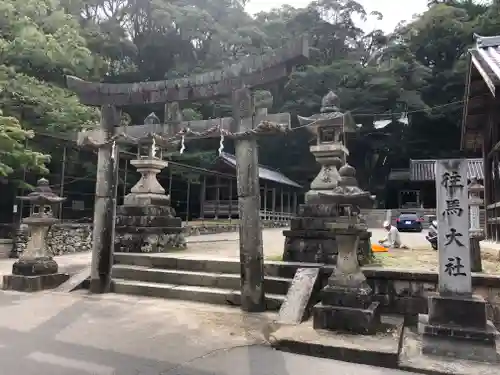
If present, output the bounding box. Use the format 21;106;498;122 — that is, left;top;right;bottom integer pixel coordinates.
313;301;381;334
123;193;171;207
114;231;186;253
116;215;181;228
116;205;177;217
297;204;339;217
3;273;69;292
282;231;371;265
320;284;372;308
271;315;403;368
419;314;498;345
427;293;487;328
400;328;500;374
12;257;58;276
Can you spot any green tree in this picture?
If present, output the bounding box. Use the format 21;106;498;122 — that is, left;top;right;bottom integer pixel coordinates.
0;110;49;177
0;0;100;179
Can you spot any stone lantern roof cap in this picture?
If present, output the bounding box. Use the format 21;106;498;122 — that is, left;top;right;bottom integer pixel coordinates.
144;112;161;125
17;178;66;204
468;176;484;193
321;90;340;113
297;90;357;132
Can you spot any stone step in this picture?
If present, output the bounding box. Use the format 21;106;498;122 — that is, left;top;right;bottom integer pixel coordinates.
114;253;240;273
112;265;291;295
113;253;322;279
111;278;285;310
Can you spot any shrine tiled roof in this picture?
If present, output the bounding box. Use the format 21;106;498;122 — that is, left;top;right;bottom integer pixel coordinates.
410;159;484;181
469;35;500;94
219;152;302;188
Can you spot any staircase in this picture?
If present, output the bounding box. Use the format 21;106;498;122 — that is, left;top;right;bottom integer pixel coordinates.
111;253;301;310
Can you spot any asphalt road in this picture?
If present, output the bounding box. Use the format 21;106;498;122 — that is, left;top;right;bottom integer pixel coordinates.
0;291;418;375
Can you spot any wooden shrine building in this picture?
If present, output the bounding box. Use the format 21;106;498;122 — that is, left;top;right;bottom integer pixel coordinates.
171;152;302;222
385;159;485;209
461;34;500;241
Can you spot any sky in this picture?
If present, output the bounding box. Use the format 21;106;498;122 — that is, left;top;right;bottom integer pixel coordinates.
245;0;429;33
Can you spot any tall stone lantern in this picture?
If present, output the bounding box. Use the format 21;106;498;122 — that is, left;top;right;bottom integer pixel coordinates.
468;177;484;272
3;178;69;291
114;112;185;253
282;91;372;265
297;91;357;203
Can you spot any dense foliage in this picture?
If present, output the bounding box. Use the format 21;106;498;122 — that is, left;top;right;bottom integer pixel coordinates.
2;0;500;190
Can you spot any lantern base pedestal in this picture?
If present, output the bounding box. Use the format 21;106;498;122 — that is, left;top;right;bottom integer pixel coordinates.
3;273;69;292
282;204;372;265
3;256;68;292
115;205;186;253
12;256;59;276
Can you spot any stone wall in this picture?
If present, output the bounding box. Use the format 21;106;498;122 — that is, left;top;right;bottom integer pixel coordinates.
10;221;290;256
184;220;289;236
361;268;500;328
46;224;92;255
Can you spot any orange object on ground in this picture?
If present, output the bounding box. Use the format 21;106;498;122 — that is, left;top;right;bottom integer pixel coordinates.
371;243;388;253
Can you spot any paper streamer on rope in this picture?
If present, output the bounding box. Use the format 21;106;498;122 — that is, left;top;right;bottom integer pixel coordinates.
180;135;185;154
111;140;116;161
151;137;157;158
218;134;224;155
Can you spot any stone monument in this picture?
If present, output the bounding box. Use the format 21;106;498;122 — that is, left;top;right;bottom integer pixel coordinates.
3;178;69;291
312;164;380;334
418;159;499;362
282;91;372;264
114;113;186;253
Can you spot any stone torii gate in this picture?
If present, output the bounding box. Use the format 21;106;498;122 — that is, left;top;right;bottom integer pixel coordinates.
66;38;309;312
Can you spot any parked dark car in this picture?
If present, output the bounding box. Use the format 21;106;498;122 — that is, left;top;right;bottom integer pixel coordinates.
396;212;424;232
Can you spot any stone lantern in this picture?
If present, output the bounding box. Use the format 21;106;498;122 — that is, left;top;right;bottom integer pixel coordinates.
125;113;170;207
468;177;484;272
114;112;185;253
3;178;69;291
312;164;381;334
282;91;371;265
297;91;356;203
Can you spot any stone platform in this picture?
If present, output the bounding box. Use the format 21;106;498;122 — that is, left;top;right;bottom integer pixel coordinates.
282;204;372;265
400;327;500;375
114;205;185;252
271;315;404;368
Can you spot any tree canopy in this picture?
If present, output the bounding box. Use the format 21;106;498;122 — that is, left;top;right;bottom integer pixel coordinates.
2;0;499;192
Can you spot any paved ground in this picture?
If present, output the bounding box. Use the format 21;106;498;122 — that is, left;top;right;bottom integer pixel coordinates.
187;228;431;258
0;290;418;375
185;227;433;258
0;228;494;373
0;228;419;287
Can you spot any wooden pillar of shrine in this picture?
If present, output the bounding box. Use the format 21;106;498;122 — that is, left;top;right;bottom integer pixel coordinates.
263;183;268;220
215;175;220;220
200;175;206;220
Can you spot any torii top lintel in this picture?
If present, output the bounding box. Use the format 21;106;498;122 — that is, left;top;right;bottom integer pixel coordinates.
66;38;309;107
